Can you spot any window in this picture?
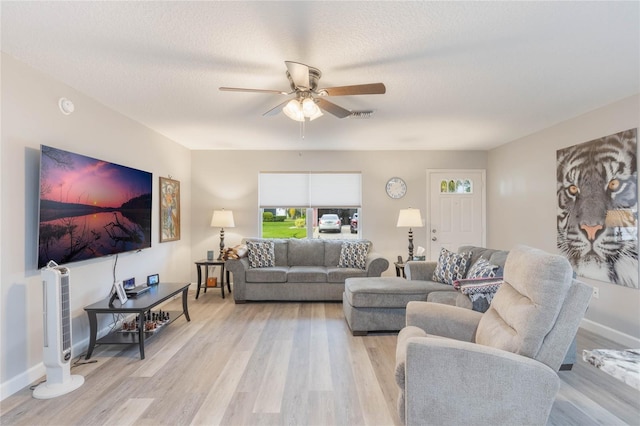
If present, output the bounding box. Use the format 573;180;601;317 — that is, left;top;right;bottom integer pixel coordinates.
259;173;361;239
440;178;473;194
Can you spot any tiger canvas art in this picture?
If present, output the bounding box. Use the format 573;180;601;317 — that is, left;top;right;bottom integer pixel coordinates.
557;128;638;289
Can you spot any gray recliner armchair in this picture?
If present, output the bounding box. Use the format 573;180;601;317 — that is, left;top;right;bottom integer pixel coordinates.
395;245;592;425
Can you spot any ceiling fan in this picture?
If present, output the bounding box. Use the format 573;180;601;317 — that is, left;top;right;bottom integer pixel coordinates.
219;61;386;122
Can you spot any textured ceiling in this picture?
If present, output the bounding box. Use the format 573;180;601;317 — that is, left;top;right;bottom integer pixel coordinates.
2;1;639;151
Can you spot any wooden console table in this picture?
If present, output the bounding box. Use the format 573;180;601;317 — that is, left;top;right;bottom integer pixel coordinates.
84;282;190;360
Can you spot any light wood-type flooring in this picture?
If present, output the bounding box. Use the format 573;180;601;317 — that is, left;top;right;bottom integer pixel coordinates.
1;286;639;425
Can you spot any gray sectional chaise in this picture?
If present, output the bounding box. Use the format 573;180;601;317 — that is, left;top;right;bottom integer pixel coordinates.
226;238;389;303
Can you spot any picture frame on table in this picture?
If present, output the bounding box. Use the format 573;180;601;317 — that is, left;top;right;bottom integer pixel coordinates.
114;281;128;304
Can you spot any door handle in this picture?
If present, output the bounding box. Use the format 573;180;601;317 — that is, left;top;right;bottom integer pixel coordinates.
432;237;437;241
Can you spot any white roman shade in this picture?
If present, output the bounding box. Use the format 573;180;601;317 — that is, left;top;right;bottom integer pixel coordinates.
259;173;309;207
259;172;361;208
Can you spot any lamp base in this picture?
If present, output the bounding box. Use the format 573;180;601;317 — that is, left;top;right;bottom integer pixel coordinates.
217;228;225;260
407;228;414;261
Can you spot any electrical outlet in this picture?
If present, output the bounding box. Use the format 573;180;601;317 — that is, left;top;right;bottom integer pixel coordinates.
592;287;599;299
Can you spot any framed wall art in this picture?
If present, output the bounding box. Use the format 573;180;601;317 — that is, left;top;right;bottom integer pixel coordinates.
159;177;180;242
556;128;638;288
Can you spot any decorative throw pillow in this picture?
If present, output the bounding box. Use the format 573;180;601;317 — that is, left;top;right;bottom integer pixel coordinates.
432;248;472;285
466;257;502;279
337;241;370;270
247;241;275;268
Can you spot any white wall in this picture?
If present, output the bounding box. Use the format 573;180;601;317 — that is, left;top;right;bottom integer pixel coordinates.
0;54;192;398
487;94;640;341
190;150;488;280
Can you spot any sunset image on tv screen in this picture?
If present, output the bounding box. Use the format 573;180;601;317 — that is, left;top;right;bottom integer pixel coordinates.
38;145;152;268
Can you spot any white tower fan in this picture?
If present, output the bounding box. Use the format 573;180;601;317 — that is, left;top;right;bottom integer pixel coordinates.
33;262;84;399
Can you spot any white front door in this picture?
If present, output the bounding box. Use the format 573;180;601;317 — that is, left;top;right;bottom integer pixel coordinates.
426;170;486;260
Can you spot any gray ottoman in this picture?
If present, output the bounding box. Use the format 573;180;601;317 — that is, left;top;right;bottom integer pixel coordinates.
343;277;430;335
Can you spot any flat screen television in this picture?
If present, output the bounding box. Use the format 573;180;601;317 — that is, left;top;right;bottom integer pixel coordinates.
37;145;152;269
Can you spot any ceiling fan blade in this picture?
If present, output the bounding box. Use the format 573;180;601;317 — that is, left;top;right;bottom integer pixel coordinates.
263;99;290;117
316;98;351;119
219;87;289;95
285;61;311;90
319;83;386;96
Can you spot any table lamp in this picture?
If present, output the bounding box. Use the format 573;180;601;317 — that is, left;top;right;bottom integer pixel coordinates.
211;209;235;260
397;208;423;261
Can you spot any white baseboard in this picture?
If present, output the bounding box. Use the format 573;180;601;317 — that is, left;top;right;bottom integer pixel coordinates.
580;318;640;348
0;363;46;401
1;326;106;401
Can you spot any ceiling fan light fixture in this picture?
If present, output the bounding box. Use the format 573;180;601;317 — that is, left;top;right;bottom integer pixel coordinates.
308;108;323;121
283;99;305;122
302;98;319;116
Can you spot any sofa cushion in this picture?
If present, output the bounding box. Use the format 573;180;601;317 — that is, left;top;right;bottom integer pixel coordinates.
326;267;367;283
345;277;443;308
432;248;472;285
338;241;370;270
459;246;508;270
324;240;344;267
288;238;325;266
245;266;288;283
287;266;327;283
271;239;290;267
247;240;276;268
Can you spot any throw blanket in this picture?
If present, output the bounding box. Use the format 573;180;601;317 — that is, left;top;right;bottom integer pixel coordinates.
458;279;503;312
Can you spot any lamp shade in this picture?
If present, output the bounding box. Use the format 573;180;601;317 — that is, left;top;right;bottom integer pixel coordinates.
211;210;235;228
397;208;423;227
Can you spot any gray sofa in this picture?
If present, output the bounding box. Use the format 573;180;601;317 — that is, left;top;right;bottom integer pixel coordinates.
226;238;389;303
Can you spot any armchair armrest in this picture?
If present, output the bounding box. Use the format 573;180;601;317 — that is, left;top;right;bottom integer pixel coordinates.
402;337;559;425
225;257;250;275
365;252;390;277
225;258;250;302
406;301;482;342
404;261;437;281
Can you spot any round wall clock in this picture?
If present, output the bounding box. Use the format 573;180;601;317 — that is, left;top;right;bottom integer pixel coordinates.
386;177;407;199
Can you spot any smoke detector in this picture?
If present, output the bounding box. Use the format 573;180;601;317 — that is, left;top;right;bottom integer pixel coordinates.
58;98;75;115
